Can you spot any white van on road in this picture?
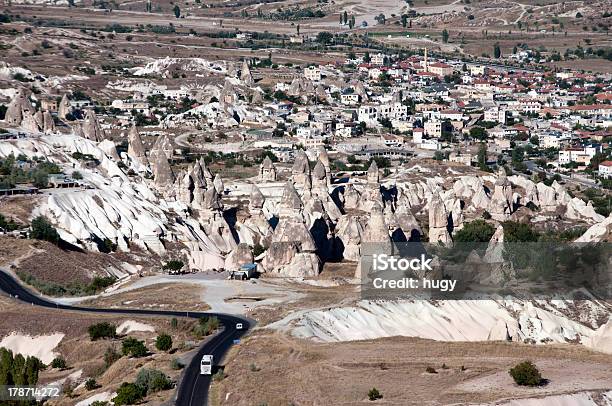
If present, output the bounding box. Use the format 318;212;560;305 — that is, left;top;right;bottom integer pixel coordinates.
200;355;213;375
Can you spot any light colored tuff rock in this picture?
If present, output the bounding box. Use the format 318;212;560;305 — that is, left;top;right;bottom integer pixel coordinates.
576;213;612;242
279;181;303;217
20;110;40;133
58;94;71;119
312;159;328;191
128;125;148;166
367;160;380;185
292;150;311;188
213;174;224;194
240;60;254;86
42;110;55;134
5;89;34;126
428;193;451;245
99;139;121;161
336;215;364;261
272;212;316;252
259;156;277;181
488;170;513;221
150;148;175;188
224;243;254;270
536;182;557;211
82;110;106;142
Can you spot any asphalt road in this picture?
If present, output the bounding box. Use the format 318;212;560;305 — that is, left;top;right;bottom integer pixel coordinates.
0;270;251;406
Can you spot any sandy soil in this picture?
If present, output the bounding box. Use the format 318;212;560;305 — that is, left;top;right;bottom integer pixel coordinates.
213;331;612;406
82;282;212;312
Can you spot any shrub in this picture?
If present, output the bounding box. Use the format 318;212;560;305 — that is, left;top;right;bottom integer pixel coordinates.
88;322;117;341
426;366;437;373
104;346;121;369
453;219;495;242
85;377;98;390
51;357;66;369
113;382;146;405
170;358;184;370
502;221;540;242
72;171;83;180
134;368;172;393
30;216;60;244
155;333;173;352
368;387;383;401
192;316;219;338
213;370;226;382
122;337;147;358
162;260;184;272
509;361;542;386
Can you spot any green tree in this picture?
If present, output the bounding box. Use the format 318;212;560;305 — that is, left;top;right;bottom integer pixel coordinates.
368;387;383;401
88;322;117;341
454;220;495;242
469;126;488;140
11;354;26;386
85;378;98;390
316;31;333;44
51;357;66;369
502;221;539;242
173;5;180;18
113;382;146;405
494;44;502;58
349;15;355;29
0;348;13;385
155;334;173;352
24;356;43;385
122;337;147;358
442;29;449;43
343;10;348;24
135;368;172;393
30;216;60;244
512;146;525;163
509;361;542;386
401;14;408;28
477;143;488;170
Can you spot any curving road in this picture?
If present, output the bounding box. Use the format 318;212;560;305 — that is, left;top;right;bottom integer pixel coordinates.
0;270;251;406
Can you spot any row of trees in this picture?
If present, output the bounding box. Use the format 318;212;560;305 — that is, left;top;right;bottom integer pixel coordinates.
0;348;44;386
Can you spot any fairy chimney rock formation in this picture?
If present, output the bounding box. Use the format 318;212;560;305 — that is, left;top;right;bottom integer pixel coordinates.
291;150;311;189
428;194;452;245
240;60;254;86
128;125;148;166
82;110;106;142
58;94;72;119
259;156;277;182
367;160;380;185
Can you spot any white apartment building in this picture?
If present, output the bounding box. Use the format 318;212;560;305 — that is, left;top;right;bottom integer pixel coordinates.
558;145;602;165
599;161;612;178
304;66;322;81
484;107;507;124
371;53;385;66
424;120;442;137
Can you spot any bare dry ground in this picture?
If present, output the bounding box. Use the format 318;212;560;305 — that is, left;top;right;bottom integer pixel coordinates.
0;236;132;286
0;195;41;224
82;282;211;312
213;331;612;406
